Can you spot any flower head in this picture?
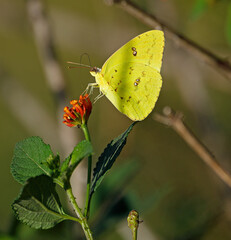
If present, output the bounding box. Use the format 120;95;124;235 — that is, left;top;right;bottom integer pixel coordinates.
63;94;92;127
127;210;140;232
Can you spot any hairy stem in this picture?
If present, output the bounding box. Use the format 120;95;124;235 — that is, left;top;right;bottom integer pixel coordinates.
66;187;93;240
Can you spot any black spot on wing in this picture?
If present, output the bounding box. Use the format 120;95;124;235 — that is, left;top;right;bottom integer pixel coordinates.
134;77;141;86
131;47;137;56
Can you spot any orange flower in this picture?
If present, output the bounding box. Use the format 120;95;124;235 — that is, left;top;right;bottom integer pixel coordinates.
63;94;92;127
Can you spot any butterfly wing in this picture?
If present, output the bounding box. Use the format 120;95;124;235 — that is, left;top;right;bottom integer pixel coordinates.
101;30;164;74
99;62;162;121
94;30;164;120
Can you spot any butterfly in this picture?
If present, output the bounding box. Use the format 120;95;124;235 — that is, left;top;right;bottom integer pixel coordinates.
89;30;165;121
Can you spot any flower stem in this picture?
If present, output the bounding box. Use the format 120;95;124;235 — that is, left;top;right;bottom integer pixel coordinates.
133;229;138;240
127;210;139;240
81;123;92;218
66;187;93;240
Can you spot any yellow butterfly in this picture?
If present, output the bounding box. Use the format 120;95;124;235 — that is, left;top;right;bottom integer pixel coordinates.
90;30;164;121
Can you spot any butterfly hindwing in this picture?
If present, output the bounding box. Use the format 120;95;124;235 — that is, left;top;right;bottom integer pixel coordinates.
99;62;162;121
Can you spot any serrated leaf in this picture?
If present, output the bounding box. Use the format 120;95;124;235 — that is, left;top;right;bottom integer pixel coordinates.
12;175;68;229
11;136;53;184
90;122;136;197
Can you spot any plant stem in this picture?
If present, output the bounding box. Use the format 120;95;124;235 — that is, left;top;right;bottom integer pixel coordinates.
128;210;139;240
133;229;138;240
66;187;93;240
81;123;92;218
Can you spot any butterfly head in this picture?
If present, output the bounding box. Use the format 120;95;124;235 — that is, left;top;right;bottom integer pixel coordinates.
90;67;101;77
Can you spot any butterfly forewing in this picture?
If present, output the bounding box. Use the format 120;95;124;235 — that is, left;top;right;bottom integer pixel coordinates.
101;30;164;75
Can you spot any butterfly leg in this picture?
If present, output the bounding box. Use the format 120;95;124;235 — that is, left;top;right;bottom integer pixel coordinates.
82;83;98;96
94;91;104;103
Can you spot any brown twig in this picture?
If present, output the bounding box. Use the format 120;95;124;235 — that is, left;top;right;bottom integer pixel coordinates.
153;106;231;189
106;0;231;81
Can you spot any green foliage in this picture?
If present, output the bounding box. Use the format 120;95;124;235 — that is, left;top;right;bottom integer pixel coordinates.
10;137;92;232
12;175;73;230
90;122;136;198
9;120;137;236
90;159;139;216
11;137;54;184
46;154;60;172
60;140;93;183
61;140;92;172
11;136;93;189
69;140;92;167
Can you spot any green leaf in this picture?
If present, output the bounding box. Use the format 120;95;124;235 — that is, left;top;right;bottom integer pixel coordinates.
60;155;71;173
90;122;136;197
46;153;60;171
60;140;93;184
60;140;93;173
11;137;53;184
70;140;93;166
12;175;73;229
90;159;139;217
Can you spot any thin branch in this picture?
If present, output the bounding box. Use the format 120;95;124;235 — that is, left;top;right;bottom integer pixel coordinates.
153;106;231;189
106;0;231;81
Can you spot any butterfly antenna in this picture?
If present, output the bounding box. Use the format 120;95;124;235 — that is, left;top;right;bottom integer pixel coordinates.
67;61;92;69
80;53;92;67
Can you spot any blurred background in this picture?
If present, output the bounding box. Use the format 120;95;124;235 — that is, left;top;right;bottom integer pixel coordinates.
1;0;231;239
